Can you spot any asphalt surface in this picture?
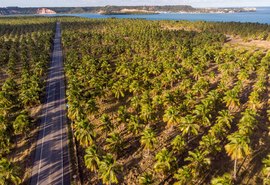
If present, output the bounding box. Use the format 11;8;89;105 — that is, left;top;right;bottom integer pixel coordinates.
30;22;70;185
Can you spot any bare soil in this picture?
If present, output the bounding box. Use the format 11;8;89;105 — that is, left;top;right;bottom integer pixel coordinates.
226;36;270;50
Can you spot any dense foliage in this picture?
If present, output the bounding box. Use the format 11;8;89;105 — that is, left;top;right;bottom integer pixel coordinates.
0;17;55;184
61;18;270;185
0;16;269;184
162;20;270;40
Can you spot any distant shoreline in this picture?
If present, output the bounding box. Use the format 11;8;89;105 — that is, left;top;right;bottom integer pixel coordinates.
0;6;256;15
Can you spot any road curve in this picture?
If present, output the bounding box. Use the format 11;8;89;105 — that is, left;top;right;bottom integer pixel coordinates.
30;22;70;185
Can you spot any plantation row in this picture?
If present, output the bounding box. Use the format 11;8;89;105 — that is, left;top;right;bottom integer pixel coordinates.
0;18;55;184
61;19;270;184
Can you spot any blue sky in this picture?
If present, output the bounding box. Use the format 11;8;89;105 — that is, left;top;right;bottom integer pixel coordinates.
0;0;269;8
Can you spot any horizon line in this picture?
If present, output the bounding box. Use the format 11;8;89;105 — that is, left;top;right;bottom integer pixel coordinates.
1;5;268;8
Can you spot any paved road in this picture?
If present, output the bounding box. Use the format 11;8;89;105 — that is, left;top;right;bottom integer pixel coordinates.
30;22;70;185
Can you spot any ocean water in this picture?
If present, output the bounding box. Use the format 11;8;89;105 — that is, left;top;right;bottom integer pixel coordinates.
59;7;270;24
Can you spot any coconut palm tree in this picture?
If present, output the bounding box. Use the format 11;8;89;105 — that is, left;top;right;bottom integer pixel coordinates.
223;89;240;112
67;101;83;121
211;173;232;185
104;132;123;156
183;93;196;110
193;103;212;127
152;95;163;110
140;126;157;155
238;109;257;136
117;106;128;123
74;119;96;148
130;96;140;112
129;80;142;95
192;65;203;80
127;115;144;135
247;91;262;110
163;106;180;129
174;166;192;185
199;135;221;155
139;172;154;185
262;154;270;185
20;75;42;107
0;158;21;185
1;78;18;101
192;78;209;97
84;144;100;173
185;149;211;172
112;81;125;99
99;114;114;138
0;115;7;131
0;134;10;156
98;153;122;185
140;104;154;123
205;90;220;106
237;70;249;82
0;91;13;117
253;79;266;93
171;135;186;154
84;98;98;115
178;79;192;92
211;110;234;138
162;92;175;107
13;112;30;136
179;115;200;140
154;147;176;175
140;91;151;105
216;110;234;129
225;133;251;180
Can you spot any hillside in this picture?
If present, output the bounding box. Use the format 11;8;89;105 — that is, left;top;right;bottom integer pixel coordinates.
0;5;256;15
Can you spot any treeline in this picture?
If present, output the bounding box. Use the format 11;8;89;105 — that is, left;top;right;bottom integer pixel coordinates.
162;20;270;41
0;17;55;184
61;18;269;185
0;5;200;15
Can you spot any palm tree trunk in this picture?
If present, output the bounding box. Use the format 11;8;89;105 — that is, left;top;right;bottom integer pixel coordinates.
233;159;237;180
169;125;174;133
236;156;247;176
147;148;150;158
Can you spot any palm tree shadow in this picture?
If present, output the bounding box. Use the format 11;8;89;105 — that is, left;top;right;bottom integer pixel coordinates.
121;155;143;184
120;135;141;159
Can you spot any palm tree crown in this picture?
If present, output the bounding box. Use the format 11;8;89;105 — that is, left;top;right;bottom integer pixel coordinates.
98;154;122;185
